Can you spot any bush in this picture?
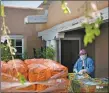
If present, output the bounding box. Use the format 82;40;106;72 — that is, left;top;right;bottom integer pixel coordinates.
0;44;12;62
22;51;29;60
35;46;55;60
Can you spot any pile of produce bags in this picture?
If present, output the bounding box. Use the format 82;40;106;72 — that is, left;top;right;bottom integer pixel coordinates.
68;73;109;93
1;59;69;92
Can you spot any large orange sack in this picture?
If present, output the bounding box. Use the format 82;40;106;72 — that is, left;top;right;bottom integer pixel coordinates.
1;61;9;73
24;59;68;91
24;59;68;78
24;59;44;65
7;59;28;79
36;84;49;92
44;59;68;78
1;59;68;92
28;63;51;82
1;61;14;82
17;84;36;91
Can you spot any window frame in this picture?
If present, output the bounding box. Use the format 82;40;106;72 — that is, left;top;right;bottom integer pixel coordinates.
1;35;24;58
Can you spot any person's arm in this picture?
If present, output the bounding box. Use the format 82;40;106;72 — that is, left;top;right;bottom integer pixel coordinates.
86;58;94;74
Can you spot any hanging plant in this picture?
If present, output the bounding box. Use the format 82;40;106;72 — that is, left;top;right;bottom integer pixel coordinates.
0;0;5;17
82;16;103;46
0;2;26;85
79;1;103;46
61;0;71;14
43;0;47;4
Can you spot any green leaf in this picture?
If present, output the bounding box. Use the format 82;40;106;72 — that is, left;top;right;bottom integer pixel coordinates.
43;0;47;4
85;27;91;34
61;0;71;14
81;23;86;27
94;23;99;28
83;17;102;46
0;4;5;17
88;38;93;43
17;72;26;85
95;17;103;25
93;28;100;36
61;2;66;10
84;35;88;47
91;34;95;40
64;8;69;14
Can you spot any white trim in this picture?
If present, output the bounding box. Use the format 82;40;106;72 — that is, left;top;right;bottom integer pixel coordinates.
4;6;43;10
59;37;81;63
22;39;24;58
59;39;61;63
38;7;109;41
1;35;24;39
8;35;24;39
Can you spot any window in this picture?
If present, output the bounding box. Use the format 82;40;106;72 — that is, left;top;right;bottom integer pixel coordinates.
1;35;24;59
46;40;51;47
48;40;51;46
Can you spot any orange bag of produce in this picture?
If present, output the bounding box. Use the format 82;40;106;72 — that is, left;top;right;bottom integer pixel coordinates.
1;78;69;92
25;59;68;79
28;63;51;82
24;58;44;65
1;61;14;81
43;59;68;78
1;81;37;92
36;84;48;92
17;84;36;91
1;73;19;82
40;78;69;93
7;59;28;79
1;61;9;73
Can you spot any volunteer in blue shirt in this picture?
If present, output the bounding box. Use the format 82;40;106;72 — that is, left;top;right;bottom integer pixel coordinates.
73;49;94;77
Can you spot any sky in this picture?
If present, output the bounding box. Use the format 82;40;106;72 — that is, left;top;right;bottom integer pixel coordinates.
2;1;43;9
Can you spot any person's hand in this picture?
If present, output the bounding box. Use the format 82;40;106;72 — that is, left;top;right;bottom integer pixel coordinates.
78;69;87;74
78;70;84;74
73;69;78;73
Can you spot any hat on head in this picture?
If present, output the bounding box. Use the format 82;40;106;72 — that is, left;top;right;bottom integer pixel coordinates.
79;49;87;55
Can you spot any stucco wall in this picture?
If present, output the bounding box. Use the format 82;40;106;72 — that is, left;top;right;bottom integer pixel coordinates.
0;7;42;58
95;22;108;78
39;1;108;31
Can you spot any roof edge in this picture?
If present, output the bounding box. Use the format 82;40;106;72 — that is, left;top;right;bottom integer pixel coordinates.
4;5;43;10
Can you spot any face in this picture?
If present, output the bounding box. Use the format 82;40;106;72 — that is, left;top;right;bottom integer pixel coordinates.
80;54;87;60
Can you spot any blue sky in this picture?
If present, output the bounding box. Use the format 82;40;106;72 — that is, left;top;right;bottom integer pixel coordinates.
2;1;43;9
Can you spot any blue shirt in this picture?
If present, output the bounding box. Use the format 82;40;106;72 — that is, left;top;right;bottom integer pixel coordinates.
73;57;94;77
